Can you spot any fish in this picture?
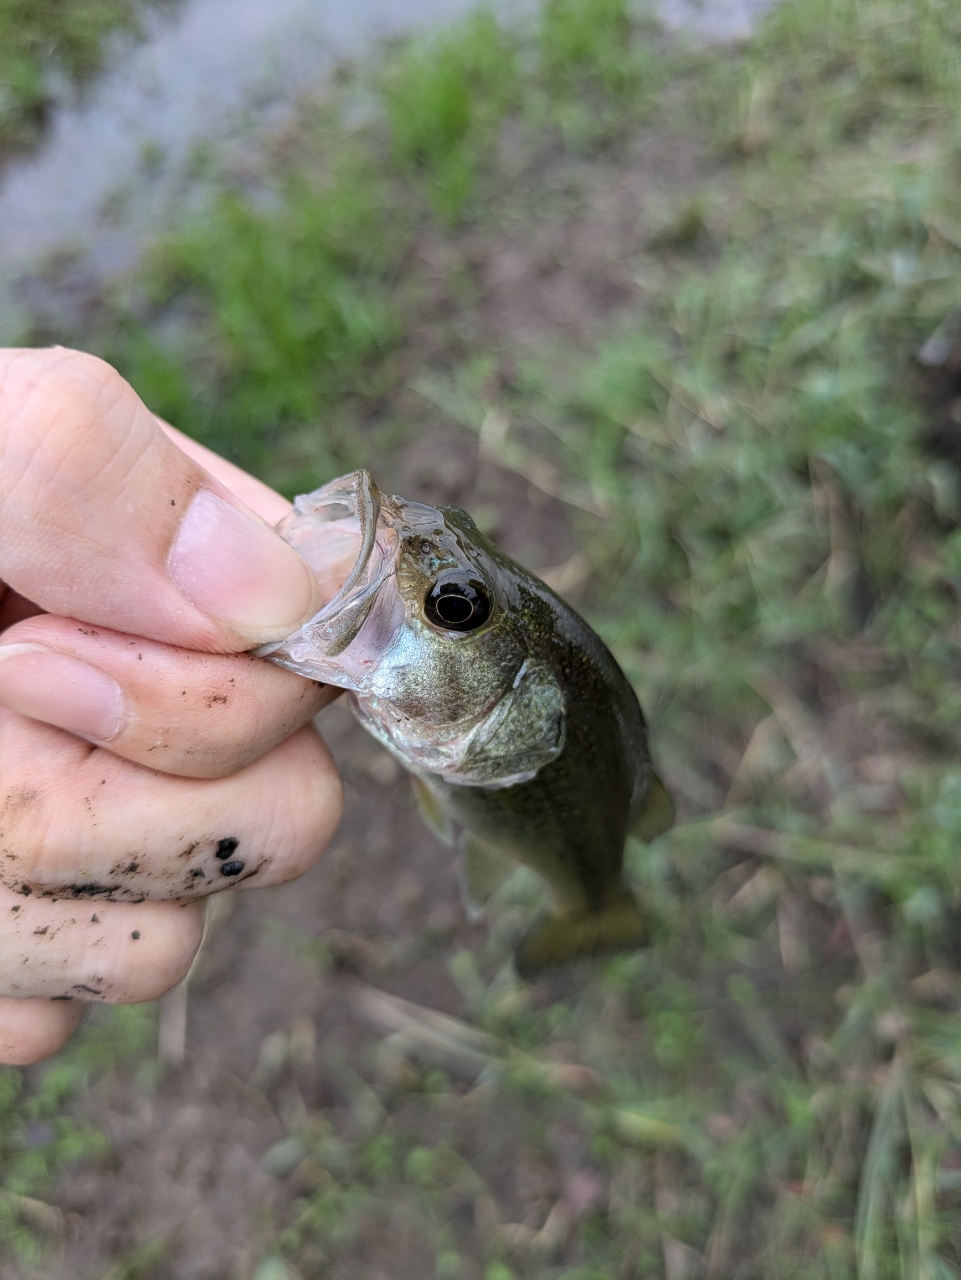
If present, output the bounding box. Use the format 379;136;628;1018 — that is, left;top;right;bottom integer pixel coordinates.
256;469;673;977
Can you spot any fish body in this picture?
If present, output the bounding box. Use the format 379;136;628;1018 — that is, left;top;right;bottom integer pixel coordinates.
259;470;672;975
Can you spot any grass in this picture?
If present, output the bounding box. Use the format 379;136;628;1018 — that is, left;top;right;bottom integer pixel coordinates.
0;0;176;160
14;0;961;1275
93;0;658;493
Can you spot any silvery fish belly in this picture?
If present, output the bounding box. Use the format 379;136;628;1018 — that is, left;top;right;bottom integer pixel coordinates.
258;470;673;976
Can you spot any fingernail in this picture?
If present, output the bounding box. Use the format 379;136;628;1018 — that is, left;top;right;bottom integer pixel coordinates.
168;490;319;644
0;644;124;742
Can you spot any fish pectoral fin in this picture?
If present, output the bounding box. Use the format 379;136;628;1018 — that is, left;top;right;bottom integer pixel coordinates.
631;771;675;842
410;774;455;846
514;892;650;979
459;836;516;923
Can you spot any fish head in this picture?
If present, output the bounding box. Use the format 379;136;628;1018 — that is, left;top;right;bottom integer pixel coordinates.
258;470;566;787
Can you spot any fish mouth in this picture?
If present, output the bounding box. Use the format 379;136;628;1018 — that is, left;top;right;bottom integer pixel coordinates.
254;470;405;690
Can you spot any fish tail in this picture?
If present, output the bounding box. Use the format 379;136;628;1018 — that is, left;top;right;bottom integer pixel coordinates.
513;890;649;979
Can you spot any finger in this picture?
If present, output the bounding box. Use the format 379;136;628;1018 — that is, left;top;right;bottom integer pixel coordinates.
0;348;324;651
0;615;335;777
0;713;343;900
0;884;204;1002
0;998;87;1065
157;421;353;608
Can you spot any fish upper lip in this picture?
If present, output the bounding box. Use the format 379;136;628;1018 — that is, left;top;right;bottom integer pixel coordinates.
311;470;381;626
253;470;406;689
256;469;383;648
252;473;375;645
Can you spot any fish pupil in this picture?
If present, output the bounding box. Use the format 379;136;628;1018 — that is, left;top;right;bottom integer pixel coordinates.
425;577;491;631
437;594;473;624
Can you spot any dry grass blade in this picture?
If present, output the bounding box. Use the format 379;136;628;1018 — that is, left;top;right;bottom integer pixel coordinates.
350;982;614;1098
776;890;811;975
349;982;501;1078
157;979;189;1067
158;894;234;1065
723;713;786;808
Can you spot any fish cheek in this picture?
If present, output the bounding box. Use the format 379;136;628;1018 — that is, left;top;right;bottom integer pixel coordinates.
368;622;519;726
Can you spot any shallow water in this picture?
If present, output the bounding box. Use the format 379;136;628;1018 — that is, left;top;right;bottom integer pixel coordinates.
0;0;774;335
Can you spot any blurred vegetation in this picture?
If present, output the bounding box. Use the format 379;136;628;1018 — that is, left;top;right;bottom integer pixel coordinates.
0;1006;155;1262
12;0;961;1275
0;0;175;158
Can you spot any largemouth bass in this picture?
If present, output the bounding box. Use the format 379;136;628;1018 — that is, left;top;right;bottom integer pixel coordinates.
257;470;673;976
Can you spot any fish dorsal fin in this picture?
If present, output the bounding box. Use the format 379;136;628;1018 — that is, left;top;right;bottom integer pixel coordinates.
410;774;455;846
631;771;675;842
459;835;515;922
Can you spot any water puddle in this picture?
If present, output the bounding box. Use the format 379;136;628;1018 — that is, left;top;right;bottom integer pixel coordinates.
0;0;774;337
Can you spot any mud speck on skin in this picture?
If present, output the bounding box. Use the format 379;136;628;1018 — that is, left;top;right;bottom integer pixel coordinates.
216;837;239;860
1;788;40;822
131;930;141;940
219;860;244;877
73;984;102;996
61;884;119;899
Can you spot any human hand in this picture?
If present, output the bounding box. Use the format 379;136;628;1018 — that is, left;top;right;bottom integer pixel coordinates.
0;348;344;1063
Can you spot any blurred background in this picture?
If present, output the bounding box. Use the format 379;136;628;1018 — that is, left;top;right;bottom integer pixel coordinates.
3;0;961;1276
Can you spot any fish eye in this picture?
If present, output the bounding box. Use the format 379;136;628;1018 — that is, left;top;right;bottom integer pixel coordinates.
424;575;492;632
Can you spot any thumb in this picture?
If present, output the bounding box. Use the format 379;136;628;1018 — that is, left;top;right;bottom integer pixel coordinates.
0;348;323;652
